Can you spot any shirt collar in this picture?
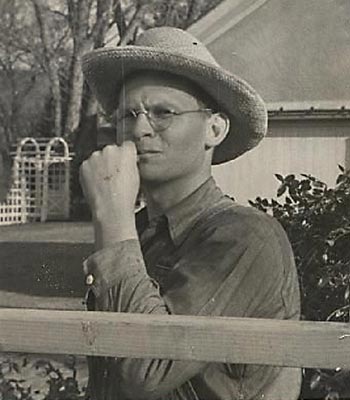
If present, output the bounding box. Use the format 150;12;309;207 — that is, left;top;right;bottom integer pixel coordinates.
136;177;226;246
165;177;225;246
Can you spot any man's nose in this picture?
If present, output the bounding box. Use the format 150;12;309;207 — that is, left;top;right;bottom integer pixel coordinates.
132;112;154;139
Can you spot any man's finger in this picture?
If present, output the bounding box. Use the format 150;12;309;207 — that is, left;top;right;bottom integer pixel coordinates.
122;140;137;159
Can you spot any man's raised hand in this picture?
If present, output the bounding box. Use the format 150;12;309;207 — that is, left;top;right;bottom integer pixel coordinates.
79;141;139;248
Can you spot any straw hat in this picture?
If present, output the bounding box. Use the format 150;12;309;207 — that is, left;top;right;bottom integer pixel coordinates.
82;27;267;164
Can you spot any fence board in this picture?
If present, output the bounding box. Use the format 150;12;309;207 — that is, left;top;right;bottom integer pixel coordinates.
1;308;350;369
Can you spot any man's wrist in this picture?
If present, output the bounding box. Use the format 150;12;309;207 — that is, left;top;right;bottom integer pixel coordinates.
93;210;138;249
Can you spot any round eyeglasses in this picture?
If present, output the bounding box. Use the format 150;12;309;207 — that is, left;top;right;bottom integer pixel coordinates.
115;106;213;134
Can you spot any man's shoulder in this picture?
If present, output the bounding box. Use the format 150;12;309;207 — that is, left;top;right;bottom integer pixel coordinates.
201;197;287;244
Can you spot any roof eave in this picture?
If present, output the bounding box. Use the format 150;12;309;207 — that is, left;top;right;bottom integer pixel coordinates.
267;101;350;120
188;0;269;45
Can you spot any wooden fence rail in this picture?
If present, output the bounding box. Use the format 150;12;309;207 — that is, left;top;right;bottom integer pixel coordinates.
1;308;350;369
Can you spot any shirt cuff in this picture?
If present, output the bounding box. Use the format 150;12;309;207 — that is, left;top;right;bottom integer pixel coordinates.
83;239;146;298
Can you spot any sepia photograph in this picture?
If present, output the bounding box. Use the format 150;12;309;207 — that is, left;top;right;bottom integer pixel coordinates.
0;0;350;399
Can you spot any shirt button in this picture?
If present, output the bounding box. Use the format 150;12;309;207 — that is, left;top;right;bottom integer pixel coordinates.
86;274;94;285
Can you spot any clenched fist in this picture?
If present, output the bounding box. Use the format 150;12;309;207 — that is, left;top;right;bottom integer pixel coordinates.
79;141;139;249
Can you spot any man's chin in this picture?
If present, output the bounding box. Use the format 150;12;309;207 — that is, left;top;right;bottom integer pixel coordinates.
139;172;166;184
138;165;172;185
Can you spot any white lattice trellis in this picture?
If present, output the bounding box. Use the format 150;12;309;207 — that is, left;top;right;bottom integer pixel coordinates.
40;138;71;222
0;137;72;225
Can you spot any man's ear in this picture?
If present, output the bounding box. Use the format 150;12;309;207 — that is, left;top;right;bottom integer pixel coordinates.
205;112;230;149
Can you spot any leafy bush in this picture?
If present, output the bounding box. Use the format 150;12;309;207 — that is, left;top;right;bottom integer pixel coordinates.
249;166;350;399
0;355;87;400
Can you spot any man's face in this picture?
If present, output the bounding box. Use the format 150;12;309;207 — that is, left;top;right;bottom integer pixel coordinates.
117;73;212;185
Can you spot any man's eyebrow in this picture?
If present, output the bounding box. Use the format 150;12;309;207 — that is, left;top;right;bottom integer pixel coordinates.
147;99;182;109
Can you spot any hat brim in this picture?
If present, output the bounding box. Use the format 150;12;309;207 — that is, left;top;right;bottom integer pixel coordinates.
82;46;267;165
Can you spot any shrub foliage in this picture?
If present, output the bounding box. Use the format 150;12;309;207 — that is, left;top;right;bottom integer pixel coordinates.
249;166;350;399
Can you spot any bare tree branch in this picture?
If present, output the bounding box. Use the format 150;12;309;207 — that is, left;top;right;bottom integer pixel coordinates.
89;0;114;47
113;0;127;39
47;9;68;19
53;26;71;53
118;3;146;45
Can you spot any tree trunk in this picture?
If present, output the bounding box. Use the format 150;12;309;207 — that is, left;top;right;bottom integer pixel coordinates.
65;0;115;140
64;47;85;138
50;63;62;137
64;0;89;137
32;0;62;137
0;142;12;202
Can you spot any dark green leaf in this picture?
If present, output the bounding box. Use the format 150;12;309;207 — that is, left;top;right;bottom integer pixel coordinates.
344;287;350;301
12;363;20;374
310;373;321;390
285;174;295;182
277;184;286;197
275;173;284;182
261;199;269;207
336;174;346;185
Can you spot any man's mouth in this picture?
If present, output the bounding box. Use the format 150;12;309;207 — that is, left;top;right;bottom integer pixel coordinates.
136;148;162;155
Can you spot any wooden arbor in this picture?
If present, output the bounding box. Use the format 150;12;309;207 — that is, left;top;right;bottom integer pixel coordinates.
0;137;72;225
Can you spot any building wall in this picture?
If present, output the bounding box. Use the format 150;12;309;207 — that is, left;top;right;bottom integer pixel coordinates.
188;0;350;203
213;118;350;203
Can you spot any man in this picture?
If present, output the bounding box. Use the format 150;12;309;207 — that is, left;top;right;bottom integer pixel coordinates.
81;27;301;400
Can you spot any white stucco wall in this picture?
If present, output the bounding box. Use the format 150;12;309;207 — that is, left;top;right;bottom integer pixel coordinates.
213;119;350;203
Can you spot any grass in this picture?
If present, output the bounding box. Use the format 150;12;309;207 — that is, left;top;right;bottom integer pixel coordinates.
1;222;94;243
1;222;94;301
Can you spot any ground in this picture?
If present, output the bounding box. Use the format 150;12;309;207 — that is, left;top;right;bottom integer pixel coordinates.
1;222;93;307
0;222;95;398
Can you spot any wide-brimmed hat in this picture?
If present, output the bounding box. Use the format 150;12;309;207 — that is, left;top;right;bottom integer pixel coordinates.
82;27;267;164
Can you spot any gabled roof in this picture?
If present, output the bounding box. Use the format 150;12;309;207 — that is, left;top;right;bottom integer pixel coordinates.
189;0;350;108
188;0;268;45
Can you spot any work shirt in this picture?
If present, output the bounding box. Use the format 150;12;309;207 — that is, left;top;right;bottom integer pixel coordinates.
84;177;301;400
